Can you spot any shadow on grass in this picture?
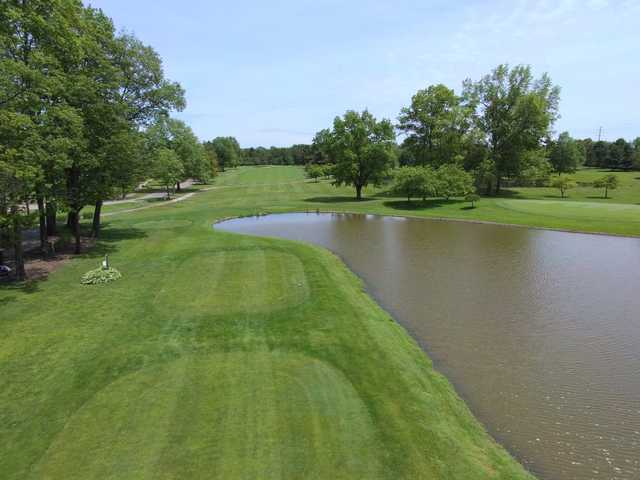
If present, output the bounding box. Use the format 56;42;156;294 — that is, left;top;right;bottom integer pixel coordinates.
0;294;16;306
304;196;377;203
0;278;40;297
495;189;525;198
383;198;462;210
0;225;146;295
83;225;148;259
586;196;609;200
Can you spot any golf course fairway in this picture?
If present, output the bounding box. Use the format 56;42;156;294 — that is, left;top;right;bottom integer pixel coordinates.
8;165;638;478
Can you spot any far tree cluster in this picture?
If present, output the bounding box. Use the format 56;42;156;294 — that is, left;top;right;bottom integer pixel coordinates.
242;145;312;166
581;137;640;170
204;137;241;172
310;64;639;201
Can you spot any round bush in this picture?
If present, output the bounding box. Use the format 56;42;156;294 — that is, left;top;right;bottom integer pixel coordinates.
81;267;122;285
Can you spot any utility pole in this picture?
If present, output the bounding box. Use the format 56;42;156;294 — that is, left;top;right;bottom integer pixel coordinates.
597;126;603;142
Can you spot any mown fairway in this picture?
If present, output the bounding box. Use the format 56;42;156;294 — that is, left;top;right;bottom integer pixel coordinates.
2;165;639;479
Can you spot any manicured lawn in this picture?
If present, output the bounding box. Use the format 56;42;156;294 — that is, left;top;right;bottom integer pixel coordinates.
505;168;640;204
199;166;640;237
1;166;537;479
3;165;639;478
98;167;640;236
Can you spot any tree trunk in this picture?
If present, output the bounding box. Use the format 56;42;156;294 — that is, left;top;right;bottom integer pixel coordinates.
494;176;502;195
72;209;81;254
12;215;25;281
66;210;76;228
355;184;362;200
176;181;181;192
91;199;103;238
46;200;57;236
36;195;47;255
604;187;608;199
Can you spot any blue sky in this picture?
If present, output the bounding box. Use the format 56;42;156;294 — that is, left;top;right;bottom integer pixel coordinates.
87;0;640;147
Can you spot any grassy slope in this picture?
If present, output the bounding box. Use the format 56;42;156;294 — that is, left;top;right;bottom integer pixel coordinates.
192;166;640;237
0;166;536;480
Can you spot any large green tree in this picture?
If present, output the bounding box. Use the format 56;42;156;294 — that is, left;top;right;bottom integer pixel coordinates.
152;147;184;198
391;166;438;202
549;132;584;173
435;164;474;200
463;64;560;194
0;0;86;263
314;110;396;200
0;112;42;280
89;31;185;237
397;84;470;167
146;117;207;190
206;137;241;171
609;138;634;170
60;5;123;252
1;0;186;267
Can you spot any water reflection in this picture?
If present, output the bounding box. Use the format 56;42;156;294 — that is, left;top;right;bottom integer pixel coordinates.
217;212;640;480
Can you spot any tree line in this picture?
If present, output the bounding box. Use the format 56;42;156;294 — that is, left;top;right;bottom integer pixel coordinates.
581;138;640;170
309;64;640;200
0;1;227;280
241;144;313;166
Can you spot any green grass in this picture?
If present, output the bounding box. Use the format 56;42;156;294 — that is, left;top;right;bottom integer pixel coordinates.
213;165;307;186
3;165;638;478
194;166;640;237
0;166;539;479
505;168;640;204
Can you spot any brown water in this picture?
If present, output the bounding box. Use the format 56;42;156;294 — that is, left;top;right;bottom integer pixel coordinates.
216;212;640;480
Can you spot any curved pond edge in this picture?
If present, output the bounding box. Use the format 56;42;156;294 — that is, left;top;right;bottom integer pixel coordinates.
213;206;640;240
213;211;540;478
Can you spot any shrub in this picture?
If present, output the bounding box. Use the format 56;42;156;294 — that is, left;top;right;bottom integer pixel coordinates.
305;164;323;182
550;175;576;198
391;166;438;201
436;164;474;199
81;267;122;285
465;193;480;208
592;174;618;199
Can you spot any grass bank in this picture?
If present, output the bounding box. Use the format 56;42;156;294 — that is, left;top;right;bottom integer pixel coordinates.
181;166;640;237
0;166;538;479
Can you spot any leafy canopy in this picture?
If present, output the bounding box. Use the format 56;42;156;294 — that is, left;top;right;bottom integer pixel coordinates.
314;110;396;200
463;64;560;193
397;84;470;167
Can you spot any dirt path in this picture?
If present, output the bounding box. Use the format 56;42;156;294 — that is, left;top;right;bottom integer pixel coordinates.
103;191;199;217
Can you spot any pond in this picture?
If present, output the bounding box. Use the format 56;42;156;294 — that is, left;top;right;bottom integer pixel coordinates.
216;212;640;480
